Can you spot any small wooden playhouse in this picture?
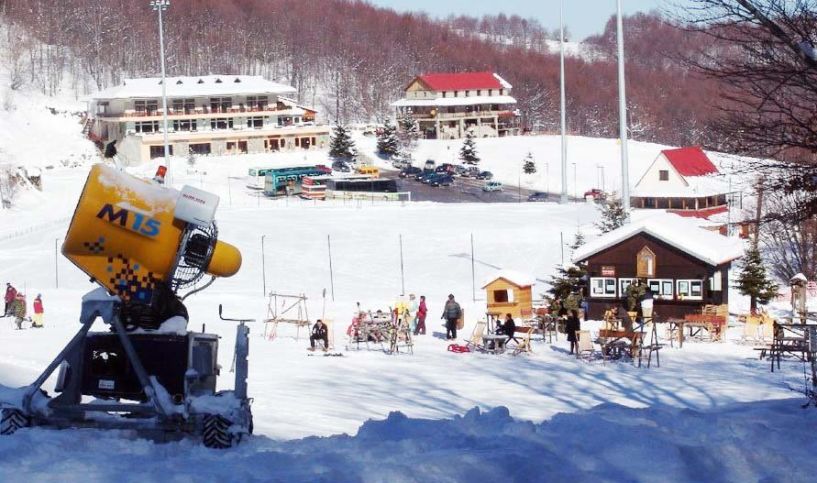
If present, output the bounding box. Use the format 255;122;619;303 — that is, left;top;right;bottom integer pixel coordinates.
482;270;534;320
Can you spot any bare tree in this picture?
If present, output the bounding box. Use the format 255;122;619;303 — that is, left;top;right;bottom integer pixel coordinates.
761;191;817;280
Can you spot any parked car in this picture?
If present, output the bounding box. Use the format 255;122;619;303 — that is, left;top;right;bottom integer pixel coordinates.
421;173;444;184
424;159;436;171
482;181;503;192
584;188;605;201
459;166;480;178
391;153;412;170
527;192;549;202
332;161;351;172
476;171;494;180
430;175;455;187
435;163;456;175
399;166;423;178
316;164;332;175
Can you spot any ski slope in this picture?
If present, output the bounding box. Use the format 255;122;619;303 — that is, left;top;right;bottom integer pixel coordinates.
0;104;814;481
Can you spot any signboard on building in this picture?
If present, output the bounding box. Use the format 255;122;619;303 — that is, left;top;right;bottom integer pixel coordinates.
601;266;616;277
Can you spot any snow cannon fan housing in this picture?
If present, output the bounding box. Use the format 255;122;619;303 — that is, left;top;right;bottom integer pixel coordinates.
62;164;241;306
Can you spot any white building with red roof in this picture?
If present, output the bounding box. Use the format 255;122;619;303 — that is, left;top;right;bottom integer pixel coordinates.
391;72;520;139
630;147;732;218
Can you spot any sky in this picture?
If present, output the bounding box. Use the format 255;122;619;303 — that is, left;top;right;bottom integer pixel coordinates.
367;0;693;40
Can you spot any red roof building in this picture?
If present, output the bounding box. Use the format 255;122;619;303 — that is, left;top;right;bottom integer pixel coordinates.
392;71;519;140
630;146;732;221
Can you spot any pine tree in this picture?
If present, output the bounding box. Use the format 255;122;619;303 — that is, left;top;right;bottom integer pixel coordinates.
329;124;357;161
523;152;537;174
546;263;587;313
595;193;628;233
397;114;420;154
376;118;399;158
735;246;779;311
459;129;480;164
570;230;585;252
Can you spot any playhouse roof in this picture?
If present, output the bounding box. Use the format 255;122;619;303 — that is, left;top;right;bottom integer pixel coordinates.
481;270;536;289
572;213;744;267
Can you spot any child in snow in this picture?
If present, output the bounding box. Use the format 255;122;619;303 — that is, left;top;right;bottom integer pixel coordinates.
309;319;329;351
415;296;427;335
32;294;44;328
11;293;26;330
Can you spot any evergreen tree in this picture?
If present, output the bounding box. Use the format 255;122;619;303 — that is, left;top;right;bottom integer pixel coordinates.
376;118;399;158
397;114;420;154
546;264;587;313
735;246;779;311
329;124;357;161
459;129;480;164
570;230;585;253
523;152;537;174
595;193;628;233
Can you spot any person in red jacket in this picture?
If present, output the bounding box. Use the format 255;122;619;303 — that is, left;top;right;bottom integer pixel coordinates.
32;294;44;328
414;295;428;336
4;283;17;317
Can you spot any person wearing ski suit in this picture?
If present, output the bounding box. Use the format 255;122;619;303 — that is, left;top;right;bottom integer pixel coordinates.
441;294;462;340
309;319;329;351
415;296;428;335
4;283;17;316
407;294;419;333
32;294;44;328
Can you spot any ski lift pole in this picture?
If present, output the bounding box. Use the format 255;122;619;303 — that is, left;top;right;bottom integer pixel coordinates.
261;235;266;296
327;234;335;302
471;233;476;302
55;238;59;289
399;234;405;296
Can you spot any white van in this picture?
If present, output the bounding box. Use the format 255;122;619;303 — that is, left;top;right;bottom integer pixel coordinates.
482;181;503;192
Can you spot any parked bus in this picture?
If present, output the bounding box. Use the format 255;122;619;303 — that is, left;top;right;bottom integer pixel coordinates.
247;167;275;190
263;166;328;197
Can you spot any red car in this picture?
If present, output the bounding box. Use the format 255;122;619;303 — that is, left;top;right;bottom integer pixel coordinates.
316;164;333;175
583;188;605;200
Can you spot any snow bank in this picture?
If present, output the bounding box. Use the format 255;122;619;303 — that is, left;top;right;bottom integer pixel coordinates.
0;398;814;482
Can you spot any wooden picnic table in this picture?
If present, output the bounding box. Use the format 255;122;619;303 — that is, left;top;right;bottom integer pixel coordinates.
482;334;508;354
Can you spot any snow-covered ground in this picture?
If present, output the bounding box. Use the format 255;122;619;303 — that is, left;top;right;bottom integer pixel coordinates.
0;93;814;481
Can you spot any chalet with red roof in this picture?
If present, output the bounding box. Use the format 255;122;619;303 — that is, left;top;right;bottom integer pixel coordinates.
391;72;519;139
630;147;732;219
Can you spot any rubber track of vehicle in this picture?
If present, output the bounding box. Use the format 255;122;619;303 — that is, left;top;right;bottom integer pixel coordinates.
0;409;29;435
202;414;233;449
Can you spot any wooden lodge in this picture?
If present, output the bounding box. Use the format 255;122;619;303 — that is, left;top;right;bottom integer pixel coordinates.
572;214;744;320
482;270;534;320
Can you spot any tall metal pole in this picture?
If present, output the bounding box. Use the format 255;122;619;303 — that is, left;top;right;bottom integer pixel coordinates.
261;235;266;296
327;235;335;302
471;233;476;302
616;0;631;214
55;238;59;289
399;234;405;296
152;1;171;183
559;0;569;204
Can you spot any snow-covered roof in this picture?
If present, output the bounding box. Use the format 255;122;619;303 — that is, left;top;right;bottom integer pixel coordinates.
572;213;744;267
90;75;297;100
631;174;730;197
391;95;517;108
481;270;535;288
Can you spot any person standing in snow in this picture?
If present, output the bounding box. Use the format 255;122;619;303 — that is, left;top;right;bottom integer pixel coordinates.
407;294;419;333
4;283;17;316
32;294;44;328
441;294;462;340
790;273;808;322
11;293;26;330
566;309;581;355
415;295;428;335
501;313;517;346
309;319;329;351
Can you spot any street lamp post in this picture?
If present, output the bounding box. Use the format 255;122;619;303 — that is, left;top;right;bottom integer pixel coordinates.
572;162;577;201
616;0;630;215
559;0;568;204
151;0;171;183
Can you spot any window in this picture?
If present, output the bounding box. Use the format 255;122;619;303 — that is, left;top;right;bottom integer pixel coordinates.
173;119;193;131
247;96;268;110
189;143;211;155
247;117;264;129
590;277;617;298
659;170;669;181
173;98;195;113
493;289;509;303
677;280;703;301
647;279;674;300
619;278;637;297
636;246;656;278
134;100;158;114
134;121;159;133
477;90;482;96
710;271;723;291
149;145;173;158
210;97;232;112
210;118;233;130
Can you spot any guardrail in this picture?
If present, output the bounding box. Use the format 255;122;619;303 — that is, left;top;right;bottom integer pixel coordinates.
0;217;70;243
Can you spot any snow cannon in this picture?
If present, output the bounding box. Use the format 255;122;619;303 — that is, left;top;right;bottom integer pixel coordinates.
0;164;253;449
62;164;241;329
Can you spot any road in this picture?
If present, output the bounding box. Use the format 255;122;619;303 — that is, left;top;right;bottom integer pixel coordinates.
382;169;560;204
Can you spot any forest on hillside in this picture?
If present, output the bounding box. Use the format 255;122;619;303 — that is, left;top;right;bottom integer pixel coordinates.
1;0;727;150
